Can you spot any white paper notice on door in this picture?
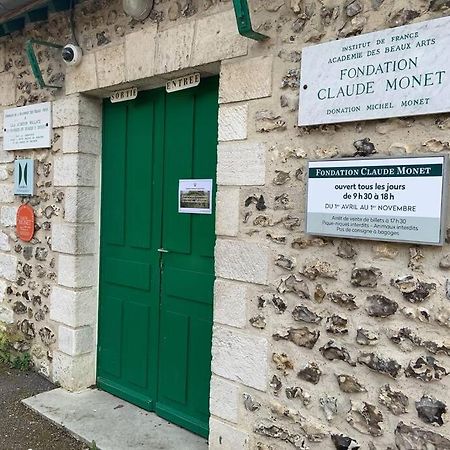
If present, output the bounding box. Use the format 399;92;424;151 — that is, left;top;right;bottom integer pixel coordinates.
178;179;213;214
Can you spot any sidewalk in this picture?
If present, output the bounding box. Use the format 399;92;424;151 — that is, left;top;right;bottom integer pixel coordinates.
0;363;86;450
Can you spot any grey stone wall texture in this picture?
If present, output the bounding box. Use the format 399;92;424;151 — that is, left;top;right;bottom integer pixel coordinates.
1;0;450;448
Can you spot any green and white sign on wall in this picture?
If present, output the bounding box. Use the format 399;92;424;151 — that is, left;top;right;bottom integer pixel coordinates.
299;16;450;125
306;156;447;245
14;159;34;196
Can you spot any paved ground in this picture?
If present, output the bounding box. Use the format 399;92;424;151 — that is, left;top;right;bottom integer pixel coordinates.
0;363;87;450
24;388;208;450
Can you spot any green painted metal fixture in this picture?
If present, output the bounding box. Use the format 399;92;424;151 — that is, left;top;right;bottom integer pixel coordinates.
0;0;73;37
25;39;64;89
232;0;269;41
2;17;24;34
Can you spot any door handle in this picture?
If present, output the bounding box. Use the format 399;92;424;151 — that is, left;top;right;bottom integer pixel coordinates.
157;248;169;253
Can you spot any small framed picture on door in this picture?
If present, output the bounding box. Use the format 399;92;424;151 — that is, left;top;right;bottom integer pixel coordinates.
178;179;213;214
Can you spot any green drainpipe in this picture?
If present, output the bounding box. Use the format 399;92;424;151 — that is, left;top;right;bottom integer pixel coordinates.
232;0;269;41
25;39;64;89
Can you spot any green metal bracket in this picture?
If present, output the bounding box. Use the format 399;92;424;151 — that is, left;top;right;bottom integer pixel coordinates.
232;0;269;41
25;39;64;89
0;0;75;37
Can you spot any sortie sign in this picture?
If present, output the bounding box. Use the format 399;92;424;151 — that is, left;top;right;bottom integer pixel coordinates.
110;87;138;103
306;156;447;245
299;16;450;125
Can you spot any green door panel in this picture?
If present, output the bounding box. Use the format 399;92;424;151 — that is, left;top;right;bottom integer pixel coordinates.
101;103;127;246
98;77;218;438
157;78;218;437
98;90;164;411
98;296;122;378
164;267;214;304
102;258;151;290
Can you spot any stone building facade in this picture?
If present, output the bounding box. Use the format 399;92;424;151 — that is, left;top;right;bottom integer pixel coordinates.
0;0;450;448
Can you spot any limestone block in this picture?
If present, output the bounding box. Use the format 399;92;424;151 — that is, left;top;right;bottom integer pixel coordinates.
52;223;96;255
0;141;14;163
62;125;101;155
0;278;6;296
0;73;15;106
216;187;240;237
192;10;248;66
0;230;10;251
209;418;249;450
58;325;94;356
214;279;247;328
0;110;3;138
210;376;240;423
78;96;102;128
211;326;268;391
125;26;157;81
53;154;98;187
52;96;80;128
0;165;9;181
0;183;14;203
52;351;96;391
223;105;249;137
65;52;98;95
215;239;269;285
96;44;126;88
57;254;97;288
0;252;16;281
62;126;78;153
0;305;13;324
0;43;4;72
50;286;97;328
0;280;10;323
0;205;17;227
64;187;96;223
53;95;101;128
217;142;266;186
219;56;273;103
155;22;195;75
218;104;248;142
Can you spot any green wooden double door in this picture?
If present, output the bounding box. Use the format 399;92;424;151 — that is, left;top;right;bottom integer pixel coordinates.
97;77;218;438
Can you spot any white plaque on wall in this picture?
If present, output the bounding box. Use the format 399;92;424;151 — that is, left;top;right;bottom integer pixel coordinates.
4;102;52;151
110;87;138;103
299;17;450;126
306;156;447;245
166;73;200;93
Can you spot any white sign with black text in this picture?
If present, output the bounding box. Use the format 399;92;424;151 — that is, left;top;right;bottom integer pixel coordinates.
166;73;200;93
306;156;447;245
299;17;450;125
178;179;212;214
110;87;138;103
4;102;52;151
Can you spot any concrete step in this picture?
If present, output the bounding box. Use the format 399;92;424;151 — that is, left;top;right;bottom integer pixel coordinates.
23;388;208;450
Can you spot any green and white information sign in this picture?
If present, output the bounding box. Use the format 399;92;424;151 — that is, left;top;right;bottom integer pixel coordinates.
306;156;447;245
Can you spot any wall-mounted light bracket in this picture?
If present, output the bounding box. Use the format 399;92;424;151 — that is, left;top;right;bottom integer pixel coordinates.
25;39;64;89
232;0;269;41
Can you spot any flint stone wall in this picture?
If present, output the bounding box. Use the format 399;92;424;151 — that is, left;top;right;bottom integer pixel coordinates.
0;0;450;448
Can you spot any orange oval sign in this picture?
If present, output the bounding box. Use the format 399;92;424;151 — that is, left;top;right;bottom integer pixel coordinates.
16;204;35;242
